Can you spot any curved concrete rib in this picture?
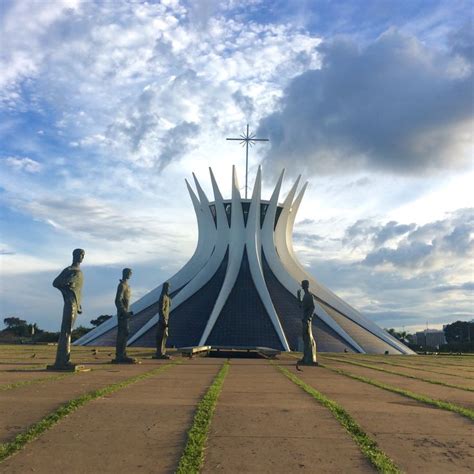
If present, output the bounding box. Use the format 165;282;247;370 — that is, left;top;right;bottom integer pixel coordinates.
74;179;216;346
287;181;308;263
262;175;364;353
261;169;284;250
274;176;301;283
246;167;290;350
127;172;232;345
199;165;245;345
209;167;229;234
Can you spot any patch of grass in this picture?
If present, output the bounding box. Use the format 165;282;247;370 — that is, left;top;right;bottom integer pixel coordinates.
176;360;230;474
274;363;400;474
0;361;180;463
0;373;75;392
321;364;474;422
324;356;474;392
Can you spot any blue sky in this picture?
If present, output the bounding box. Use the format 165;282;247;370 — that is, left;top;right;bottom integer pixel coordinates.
0;0;472;332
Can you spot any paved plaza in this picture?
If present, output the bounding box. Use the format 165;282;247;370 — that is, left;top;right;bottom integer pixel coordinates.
1;345;473;473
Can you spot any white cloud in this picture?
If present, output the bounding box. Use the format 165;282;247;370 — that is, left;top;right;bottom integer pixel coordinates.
0;251;59;275
297;207;473;272
3;156;42;173
0;0;82;104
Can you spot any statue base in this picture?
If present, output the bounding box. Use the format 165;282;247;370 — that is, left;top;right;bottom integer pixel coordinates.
111;357;140;364
152;354;172;360
46;363;90;372
297;360;319;367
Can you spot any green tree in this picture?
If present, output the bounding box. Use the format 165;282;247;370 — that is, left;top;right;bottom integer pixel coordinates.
444;321;474;343
3;317;29;337
386;328;411;343
4;317;27;329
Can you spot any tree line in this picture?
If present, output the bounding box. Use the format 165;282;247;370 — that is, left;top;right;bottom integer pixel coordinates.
1;315;112;343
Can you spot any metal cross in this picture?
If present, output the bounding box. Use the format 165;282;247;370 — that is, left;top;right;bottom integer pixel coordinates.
226;124;269;199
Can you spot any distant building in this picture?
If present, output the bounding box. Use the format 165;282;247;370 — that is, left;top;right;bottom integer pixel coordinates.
416;329;446;348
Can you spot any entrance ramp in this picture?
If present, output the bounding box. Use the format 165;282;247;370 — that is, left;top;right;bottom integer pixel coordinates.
177;345;281;359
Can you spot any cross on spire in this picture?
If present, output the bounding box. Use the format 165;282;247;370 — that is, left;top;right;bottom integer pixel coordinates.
226;124;269;199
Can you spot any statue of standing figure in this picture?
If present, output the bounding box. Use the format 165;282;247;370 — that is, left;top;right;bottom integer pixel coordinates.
112;268;138;364
297;280;318;366
47;249;85;371
153;282;171;359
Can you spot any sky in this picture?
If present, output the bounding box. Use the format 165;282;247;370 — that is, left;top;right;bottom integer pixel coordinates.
0;0;472;333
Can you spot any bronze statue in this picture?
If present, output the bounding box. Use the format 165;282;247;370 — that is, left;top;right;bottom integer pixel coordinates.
296;280;318;366
153;282;171;359
112;268;138;364
47;249;85;371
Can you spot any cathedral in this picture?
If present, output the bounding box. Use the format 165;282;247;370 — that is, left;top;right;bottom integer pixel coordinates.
76;167;414;354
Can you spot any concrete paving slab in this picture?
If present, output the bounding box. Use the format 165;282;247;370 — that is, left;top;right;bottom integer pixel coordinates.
0;360;173;443
282;361;474;473
380;357;474;373
203;359;374;473
1;358;224;474
324;360;474;410
0;367;59;386
338;356;474;383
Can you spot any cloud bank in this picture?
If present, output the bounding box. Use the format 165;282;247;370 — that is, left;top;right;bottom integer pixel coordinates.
294;207;473;330
258;27;473;176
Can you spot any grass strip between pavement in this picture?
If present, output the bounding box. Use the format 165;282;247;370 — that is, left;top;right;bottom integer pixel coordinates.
0;372;78;392
361;356;474;374
176;360;230;474
323;357;474;392
321;363;474;422
0;360;181;463
274;363;401;474
407;361;474;374
351;357;474;381
0;365;41;371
